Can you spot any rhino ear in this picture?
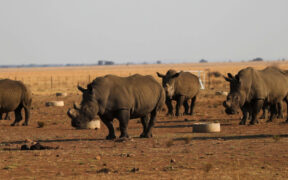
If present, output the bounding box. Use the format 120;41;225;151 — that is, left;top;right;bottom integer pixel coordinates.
224;76;232;82
172;73;180;78
77;85;86;93
157;72;165;78
227;73;235;80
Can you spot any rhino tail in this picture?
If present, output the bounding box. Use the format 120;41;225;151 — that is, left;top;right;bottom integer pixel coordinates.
156;87;166;111
22;86;32;108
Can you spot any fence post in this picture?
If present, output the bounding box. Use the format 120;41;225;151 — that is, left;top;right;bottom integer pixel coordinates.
51;76;53;91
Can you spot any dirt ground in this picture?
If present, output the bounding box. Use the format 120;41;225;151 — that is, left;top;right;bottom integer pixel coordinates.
1;89;288;180
1;62;288;179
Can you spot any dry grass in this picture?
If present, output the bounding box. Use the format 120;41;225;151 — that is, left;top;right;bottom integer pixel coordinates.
0;61;287;95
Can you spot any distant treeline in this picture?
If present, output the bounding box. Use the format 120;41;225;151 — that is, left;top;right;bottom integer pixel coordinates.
0;64;102;68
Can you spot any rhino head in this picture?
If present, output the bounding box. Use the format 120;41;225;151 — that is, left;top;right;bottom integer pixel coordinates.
67;85;99;129
157;69;180;99
223;73;244;115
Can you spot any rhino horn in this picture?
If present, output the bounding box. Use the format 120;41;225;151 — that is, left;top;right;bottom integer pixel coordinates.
156;72;165;78
77;85;86;92
67;108;78;119
73;103;81;110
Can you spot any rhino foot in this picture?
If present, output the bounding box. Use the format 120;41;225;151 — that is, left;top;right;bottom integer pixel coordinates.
249;120;258;125
10;123;19;126
239;121;246;125
140;133;152;138
175;113;183;117
277;115;284;119
106;134;116;140
166;112;174;117
259;115;266;119
183;112;189;116
22;123;28;126
119;134;130;139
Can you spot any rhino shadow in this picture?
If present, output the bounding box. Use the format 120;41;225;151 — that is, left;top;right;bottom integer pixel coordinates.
173;134;288;141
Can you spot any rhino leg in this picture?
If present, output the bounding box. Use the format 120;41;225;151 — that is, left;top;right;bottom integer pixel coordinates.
11;106;23;126
175;96;185;116
183;100;189;115
100;116;116;140
239;109;248;125
4;113;11;120
140;116;149;137
189;96;197;116
22;106;30;126
117;110;130;139
267;104;277;123
239;103;252;125
249;100;263;125
277;102;283;119
259;106;267;119
165;99;174;116
0;113;2;120
140;110;157;138
283;98;288;122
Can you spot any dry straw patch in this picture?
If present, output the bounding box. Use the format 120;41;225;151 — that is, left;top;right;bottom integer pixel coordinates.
0;61;287;95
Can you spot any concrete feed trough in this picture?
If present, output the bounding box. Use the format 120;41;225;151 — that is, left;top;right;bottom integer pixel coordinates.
56;92;68;97
77;120;101;130
45;101;64;107
192;122;220;133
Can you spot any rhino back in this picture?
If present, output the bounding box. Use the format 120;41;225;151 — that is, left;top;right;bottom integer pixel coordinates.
260;67;288;102
174;72;200;98
93;74;164;117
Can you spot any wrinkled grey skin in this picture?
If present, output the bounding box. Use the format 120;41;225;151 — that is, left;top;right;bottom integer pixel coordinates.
157;69;200;116
223;67;288;125
0;79;32;126
0;112;11;120
67;74;165;140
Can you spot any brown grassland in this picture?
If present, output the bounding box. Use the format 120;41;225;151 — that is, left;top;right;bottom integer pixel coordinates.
1;61;288;179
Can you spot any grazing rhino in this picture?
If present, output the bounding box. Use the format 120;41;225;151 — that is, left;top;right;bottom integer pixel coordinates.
223;66;288;125
157;69;200;116
0;79;32;126
67;74;165;140
0;112;11;120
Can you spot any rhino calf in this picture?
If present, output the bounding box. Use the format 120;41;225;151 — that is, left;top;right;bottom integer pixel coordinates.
0;79;32;126
67;74;165;140
157;69;200;116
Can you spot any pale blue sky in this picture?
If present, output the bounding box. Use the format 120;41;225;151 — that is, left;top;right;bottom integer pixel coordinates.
0;0;287;65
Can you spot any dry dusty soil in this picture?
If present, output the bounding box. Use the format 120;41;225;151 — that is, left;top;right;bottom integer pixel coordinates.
1;89;288;180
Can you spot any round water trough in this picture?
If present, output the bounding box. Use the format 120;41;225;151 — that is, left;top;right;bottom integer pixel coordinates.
79;120;101;130
192;122;220;133
45;101;64;107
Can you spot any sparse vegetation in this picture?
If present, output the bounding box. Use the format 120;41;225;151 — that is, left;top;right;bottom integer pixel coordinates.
272;135;281;142
37;121;45;128
166;139;174;147
1;62;288;179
